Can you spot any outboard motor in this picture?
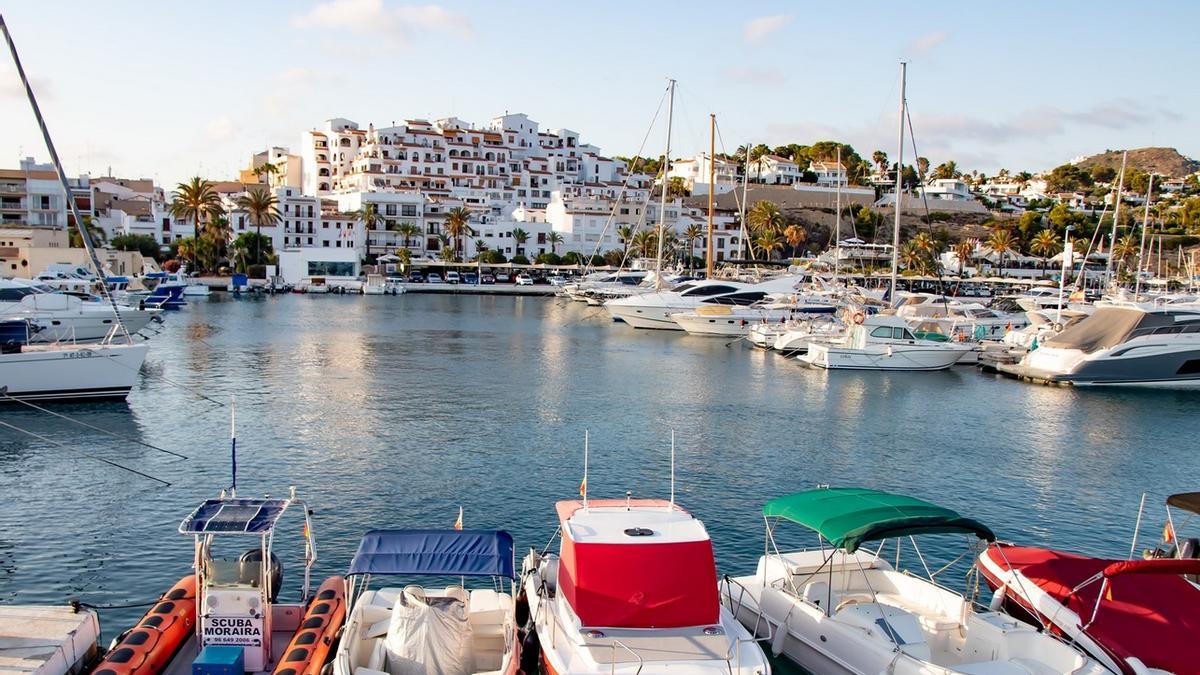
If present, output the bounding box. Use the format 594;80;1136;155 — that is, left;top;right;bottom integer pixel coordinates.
239;548;284;602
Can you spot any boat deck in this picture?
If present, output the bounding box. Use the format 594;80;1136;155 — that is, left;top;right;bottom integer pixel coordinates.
0;605;100;675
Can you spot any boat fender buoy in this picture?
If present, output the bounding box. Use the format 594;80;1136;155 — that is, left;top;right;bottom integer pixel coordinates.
852;312;865;325
988;586;1006;612
770;621;788;657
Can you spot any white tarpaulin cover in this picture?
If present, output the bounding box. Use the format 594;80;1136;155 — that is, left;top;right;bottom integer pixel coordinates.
385;591;473;675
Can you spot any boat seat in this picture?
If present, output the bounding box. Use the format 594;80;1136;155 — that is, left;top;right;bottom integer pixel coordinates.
800;581;833;610
365;637;386;671
401;586;425;603
874;593;959;632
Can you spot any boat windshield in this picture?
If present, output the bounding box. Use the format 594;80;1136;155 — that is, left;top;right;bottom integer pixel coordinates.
671;282;697;293
0;286;41;301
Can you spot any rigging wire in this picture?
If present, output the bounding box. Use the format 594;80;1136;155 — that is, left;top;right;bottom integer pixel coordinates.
904;103;952;308
0;419;171;486
0;391;187;459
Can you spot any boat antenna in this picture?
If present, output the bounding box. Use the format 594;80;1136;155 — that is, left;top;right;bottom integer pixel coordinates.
889;61;907;301
0;15;131;343
229;394;237;496
581;429;589;509
654;78;675;289
669;428;676;509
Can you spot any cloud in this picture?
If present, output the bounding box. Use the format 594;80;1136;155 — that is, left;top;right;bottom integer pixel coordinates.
292;0;473;46
909;31;947;55
0;67;52;101
722;66;787;85
742;14;792;45
206;116;236;142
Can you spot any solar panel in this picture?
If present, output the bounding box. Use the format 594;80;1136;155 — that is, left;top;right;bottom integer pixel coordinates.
179;498;289;534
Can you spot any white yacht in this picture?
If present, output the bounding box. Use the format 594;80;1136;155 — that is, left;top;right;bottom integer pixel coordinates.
1;279;160;342
671;295;837;337
605;277;800;330
999;305;1200;386
771;316;846;356
0;335;148;401
801;314;971;370
722;487;1107;675
522;498;771;674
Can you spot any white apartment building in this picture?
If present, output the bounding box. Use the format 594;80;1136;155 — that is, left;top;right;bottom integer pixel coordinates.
91;176;172;244
808;161;848;187
668;153;739;196
920;178;975;202
0;158;88;230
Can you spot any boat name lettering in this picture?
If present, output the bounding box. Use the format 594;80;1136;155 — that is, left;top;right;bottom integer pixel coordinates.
64;350;95;359
204;616;263;645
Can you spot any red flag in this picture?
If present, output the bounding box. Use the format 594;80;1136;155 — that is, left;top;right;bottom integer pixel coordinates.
453;506;463;531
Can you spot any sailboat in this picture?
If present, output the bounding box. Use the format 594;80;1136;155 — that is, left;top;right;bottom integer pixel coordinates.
0;15;148;402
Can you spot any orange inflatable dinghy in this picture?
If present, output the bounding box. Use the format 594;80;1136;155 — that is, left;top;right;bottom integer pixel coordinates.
91;575;197;675
272;576;346;675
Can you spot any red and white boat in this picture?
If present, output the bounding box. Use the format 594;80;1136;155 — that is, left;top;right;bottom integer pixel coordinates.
521;498;771;674
977;543;1200;675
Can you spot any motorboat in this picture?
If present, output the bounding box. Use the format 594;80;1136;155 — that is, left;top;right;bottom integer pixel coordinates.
998;305;1200;386
521;498;771;674
723;487;1106;675
362;273;387;295
800;314;971;370
91;490;346;675
977;542;1199;675
671;295;838;337
605;277;800;330
306;277;330;294
334;529;521;675
771;315;846;356
1;278;160;341
146;270;210;297
227;273;250;294
894;293;1028;342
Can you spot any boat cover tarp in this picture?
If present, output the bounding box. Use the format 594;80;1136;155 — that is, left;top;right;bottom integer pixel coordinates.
558;536;719;628
385;590;472;675
1044;307;1172;352
1166;491;1200;515
984;545;1199;674
1101;557;1200;578
763;487;994;553
178;498;289;534
347;529;514;578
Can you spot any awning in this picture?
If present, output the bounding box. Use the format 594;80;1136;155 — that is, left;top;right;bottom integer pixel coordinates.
1166;492;1200;515
347;529;514;578
763;487;994;553
178;498;290;534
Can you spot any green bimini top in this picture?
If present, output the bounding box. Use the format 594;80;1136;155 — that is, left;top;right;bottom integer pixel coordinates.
763;487;995;553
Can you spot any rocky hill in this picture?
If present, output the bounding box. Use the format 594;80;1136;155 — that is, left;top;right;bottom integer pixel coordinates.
1074;147;1199;178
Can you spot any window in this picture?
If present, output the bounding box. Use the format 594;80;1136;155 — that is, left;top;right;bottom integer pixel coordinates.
401;205;417;217
322;241;329;247
870;327;894;339
681;284;737;297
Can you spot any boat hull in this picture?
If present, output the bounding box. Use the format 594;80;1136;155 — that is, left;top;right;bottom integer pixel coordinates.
802;343;967;370
604;303;685;330
0;343;147;401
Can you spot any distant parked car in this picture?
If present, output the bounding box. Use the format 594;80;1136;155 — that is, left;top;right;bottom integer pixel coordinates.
547;275;568;286
446;271;461;284
428;273;443;283
480;273;495;284
408;271;424;283
463;272;478;285
516;274;534;286
495;272;512;283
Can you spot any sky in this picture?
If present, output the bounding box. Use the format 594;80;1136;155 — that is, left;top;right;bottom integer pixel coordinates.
1;1;1196;188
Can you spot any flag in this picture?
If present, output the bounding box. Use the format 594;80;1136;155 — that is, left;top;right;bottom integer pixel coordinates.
1164;522;1175;544
453;506;463;531
579;477;587;499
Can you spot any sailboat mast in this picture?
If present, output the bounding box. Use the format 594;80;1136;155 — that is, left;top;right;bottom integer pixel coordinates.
1135;173;1154;297
834;145;842;279
706;113;715;277
739;143;750;261
655;79;676;285
1106;150;1128;283
890;62;907;299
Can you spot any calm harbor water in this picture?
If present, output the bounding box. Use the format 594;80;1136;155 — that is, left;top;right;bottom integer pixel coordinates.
1;293;1195;655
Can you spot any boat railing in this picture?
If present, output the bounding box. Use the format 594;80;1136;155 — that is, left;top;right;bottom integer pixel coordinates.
608;638;643;675
720;575;773;644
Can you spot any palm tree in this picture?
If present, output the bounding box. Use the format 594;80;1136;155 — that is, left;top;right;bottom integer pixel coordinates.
682;224;703;269
986;228;1017;277
1111;234;1139;269
899;241;930;275
746;200;785;258
252;161;279;187
472;239;489;261
396;222;419;251
170;177;222;265
235;188;279;266
444;207;472;260
547;231;564;255
932;161;959;180
754;230;784;260
953;239;977;278
511;227;529;256
782;224;807;257
617;225;634;255
1029;229;1062;276
68;215;107;248
872;150;888;172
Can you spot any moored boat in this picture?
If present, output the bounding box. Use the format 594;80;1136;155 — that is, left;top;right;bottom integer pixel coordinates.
0;341;148;401
723;487;1107;675
333;528;520;675
522;498;771;674
800;314;970;370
